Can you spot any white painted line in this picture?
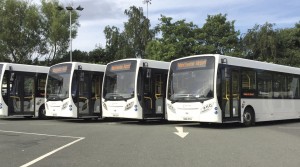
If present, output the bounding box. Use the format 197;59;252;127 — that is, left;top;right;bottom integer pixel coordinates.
0;129;81;139
29;123;58;126
106;122;117;125
0;129;84;167
278;126;300;130
20;137;85;167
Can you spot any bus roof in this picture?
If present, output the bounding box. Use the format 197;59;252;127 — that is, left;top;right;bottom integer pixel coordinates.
51;62;106;72
172;54;300;75
0;62;49;73
107;58;170;70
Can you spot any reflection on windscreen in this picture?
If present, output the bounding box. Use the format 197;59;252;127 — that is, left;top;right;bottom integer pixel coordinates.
46;64;71;101
168;57;215;102
104;71;135;100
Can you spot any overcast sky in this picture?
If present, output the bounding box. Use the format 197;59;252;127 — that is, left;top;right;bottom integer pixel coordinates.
37;0;300;52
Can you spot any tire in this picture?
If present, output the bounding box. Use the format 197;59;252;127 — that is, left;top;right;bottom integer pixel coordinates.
38;106;46;119
243;108;255;127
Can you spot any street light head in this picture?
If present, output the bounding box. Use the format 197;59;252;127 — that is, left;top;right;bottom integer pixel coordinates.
143;0;151;4
57;6;64;10
76;5;84;11
66;6;73;11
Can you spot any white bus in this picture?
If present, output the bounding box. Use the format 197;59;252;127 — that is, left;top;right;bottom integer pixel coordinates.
166;54;300;126
0;63;49;118
45;62;106;119
102;59;170;120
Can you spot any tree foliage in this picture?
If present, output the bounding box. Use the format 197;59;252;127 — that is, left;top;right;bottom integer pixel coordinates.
0;0;80;65
104;6;153;60
145;15;199;61
0;0;44;63
1;2;300;67
145;14;240;61
40;0;79;65
198;14;240;56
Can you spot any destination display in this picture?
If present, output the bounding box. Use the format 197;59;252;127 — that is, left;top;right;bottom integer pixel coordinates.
110;63;132;71
50;64;71;74
177;59;207;70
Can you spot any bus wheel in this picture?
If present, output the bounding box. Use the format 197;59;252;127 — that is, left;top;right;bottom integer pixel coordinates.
243;108;254;127
38;106;46;119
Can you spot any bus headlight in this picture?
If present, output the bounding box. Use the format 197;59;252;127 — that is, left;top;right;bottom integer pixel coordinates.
36;99;42;105
167;103;176;113
103;102;107;110
125;102;134;111
62;102;68;110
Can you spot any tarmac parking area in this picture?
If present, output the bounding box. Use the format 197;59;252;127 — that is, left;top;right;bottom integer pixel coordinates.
1;118;300;167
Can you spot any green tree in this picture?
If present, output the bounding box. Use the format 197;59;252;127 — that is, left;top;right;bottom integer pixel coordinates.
0;0;44;63
146;15;199;61
197;14;240;56
277;23;300;66
104;6;153;60
40;0;80;65
242;23;278;62
124;6;153;58
89;46;109;64
104;26;126;61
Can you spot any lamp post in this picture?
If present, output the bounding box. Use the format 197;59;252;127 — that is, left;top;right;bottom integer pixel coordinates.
143;0;151;19
57;5;84;62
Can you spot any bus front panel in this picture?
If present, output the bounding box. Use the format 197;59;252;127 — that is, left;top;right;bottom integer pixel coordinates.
102;60;140;119
166;56;221;122
45;63;75;117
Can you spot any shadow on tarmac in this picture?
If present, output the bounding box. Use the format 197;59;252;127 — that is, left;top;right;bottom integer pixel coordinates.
182;119;300;129
1;117;299;128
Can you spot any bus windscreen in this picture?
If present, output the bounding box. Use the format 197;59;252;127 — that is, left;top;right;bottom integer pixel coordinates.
168;57;215;102
46;64;72;101
103;60;137;101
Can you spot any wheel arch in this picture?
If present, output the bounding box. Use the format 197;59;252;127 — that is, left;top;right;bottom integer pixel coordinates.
243;105;255;122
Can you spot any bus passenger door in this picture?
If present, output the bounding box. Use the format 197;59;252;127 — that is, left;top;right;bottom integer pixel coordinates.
142;68;153;116
23;75;35;113
221;67;241;122
77;71;92;116
91;73;103;116
9;73;35;115
142;68;166;119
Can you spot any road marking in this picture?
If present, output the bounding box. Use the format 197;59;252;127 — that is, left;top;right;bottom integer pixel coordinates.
20;137;84;167
174;127;189;138
0;129;84;167
29;123;58;126
278;126;300;130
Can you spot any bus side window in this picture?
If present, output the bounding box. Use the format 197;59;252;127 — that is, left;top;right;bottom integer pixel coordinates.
37;74;47;97
287;76;299;99
273;73;287;99
257;71;273;98
241;70;256;97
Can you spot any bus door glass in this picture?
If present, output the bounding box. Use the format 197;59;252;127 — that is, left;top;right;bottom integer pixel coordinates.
2;70;9;106
10;73;35;114
91;73;103;115
10;73;21;113
23;75;35;113
221;67;241;121
77;71;92;116
142;68;152;115
142;68;167;117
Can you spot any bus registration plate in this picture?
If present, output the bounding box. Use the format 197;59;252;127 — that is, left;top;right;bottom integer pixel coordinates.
183;117;192;121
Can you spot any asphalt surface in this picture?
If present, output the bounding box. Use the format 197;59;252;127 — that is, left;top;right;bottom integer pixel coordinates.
0;118;300;167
